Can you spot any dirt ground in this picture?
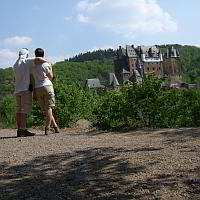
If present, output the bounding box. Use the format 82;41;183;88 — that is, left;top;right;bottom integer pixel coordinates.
0;127;199;200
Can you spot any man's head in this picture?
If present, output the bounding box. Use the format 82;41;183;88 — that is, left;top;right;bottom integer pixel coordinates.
19;48;29;58
35;48;44;57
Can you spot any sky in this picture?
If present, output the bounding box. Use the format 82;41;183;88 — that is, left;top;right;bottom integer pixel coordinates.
0;0;199;68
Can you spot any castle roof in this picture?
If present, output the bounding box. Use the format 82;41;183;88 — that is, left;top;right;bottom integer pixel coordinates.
126;45;137;57
166;46;180;58
118;46;127;57
86;78;105;89
140;46;160;54
109;73;120;87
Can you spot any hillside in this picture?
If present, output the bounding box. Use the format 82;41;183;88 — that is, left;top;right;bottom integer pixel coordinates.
68;48;116;62
0;67;14;100
53;59;114;86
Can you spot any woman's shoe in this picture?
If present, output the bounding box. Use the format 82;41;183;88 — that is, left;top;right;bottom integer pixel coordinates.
53;126;60;133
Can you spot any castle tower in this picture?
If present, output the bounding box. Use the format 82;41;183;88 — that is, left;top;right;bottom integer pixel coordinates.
114;46;130;84
126;45;138;73
163;46;182;83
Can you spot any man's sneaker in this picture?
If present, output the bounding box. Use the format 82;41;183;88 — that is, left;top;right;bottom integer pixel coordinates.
53;126;60;133
17;129;35;137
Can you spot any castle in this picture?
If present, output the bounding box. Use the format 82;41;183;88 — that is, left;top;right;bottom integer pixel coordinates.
114;45;182;85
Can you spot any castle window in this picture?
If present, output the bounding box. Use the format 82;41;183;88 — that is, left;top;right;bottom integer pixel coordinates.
147;67;149;71
153;67;155;71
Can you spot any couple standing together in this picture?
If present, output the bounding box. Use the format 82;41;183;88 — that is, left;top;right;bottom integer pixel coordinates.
13;48;59;137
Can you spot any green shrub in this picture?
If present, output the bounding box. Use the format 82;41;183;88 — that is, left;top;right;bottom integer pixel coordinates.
95;75;200;129
53;81;98;128
0;96;16;128
28;102;44;128
1;76;200;130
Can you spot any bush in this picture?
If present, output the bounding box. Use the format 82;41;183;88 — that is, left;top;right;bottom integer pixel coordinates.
53;81;98;128
1;76;200;130
28;102;44;128
0;96;16;128
155;89;200;127
95;75;200;129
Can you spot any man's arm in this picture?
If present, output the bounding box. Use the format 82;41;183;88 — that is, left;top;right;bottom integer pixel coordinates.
26;57;48;65
52;64;56;80
34;57;48;65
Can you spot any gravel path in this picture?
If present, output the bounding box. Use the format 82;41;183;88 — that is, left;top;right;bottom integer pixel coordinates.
0;128;199;200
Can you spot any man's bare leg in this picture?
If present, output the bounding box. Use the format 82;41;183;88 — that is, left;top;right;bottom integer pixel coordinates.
16;113;27;129
20;113;27;129
17;113;35;137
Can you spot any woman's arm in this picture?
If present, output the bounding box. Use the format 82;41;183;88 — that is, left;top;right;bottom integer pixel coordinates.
46;64;53;80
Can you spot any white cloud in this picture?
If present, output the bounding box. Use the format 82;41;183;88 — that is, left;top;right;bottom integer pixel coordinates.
77;14;91;23
4;36;32;46
0;49;17;59
76;0;102;12
76;0;178;38
0;49;18;68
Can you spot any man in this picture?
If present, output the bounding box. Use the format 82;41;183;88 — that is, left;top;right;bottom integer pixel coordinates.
13;48;46;137
32;48;59;135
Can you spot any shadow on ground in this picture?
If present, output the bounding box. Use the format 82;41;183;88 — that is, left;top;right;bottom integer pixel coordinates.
86;127;200;136
86;127;200;146
0;147;199;200
156;128;200;145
